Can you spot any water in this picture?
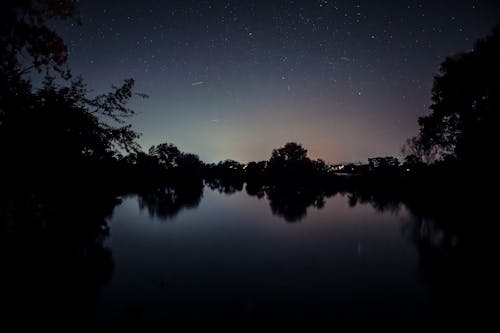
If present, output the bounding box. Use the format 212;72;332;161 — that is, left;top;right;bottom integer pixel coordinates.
81;188;436;332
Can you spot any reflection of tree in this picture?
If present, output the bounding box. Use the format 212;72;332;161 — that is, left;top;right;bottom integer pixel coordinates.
206;178;244;195
137;182;204;220
404;199;494;332
0;191;116;331
204;160;245;194
347;191;401;214
245;182;334;222
245;181;266;199
267;186;328;222
347;188;494;332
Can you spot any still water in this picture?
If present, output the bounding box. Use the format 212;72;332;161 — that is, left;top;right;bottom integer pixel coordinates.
80;187;438;332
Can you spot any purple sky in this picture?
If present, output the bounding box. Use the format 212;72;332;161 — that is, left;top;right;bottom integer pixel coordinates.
56;0;500;163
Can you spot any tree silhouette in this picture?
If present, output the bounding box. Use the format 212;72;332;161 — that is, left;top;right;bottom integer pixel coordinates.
401;137;438;165
415;25;500;164
148;143;182;170
147;142;204;182
267;142;314;183
269;142;308;164
0;76;143;183
368;156;400;174
0;0;79;80
0;1;145;186
204;159;245;194
245;161;267;181
206;159;245;180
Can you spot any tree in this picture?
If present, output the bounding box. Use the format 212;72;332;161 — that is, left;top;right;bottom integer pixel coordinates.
176;153;203;169
212;159;245;179
416;25;500;164
147;142;204;181
0;77;143;179
368;157;400;173
312;158;331;175
267;142;314;183
401;137;438;165
0;0;79;80
269;142;308;164
245;161;267;181
148;143;182;170
0;0;146;185
1;1;80;157
175;153;204;177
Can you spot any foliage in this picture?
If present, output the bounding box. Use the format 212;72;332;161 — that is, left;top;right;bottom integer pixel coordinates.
415;25;500;164
401;137;438;164
0;0;145;185
269;142;308;165
267;142;313;181
148;142;204;175
149;143;182;170
0;0;79;79
368;156;400;171
0;77;143;178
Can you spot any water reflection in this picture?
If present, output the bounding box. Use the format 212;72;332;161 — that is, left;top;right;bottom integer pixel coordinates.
245;182;339;222
1;185;492;332
125;185;493;331
347;191;402;214
137;181;204;220
0;191;117;331
347;189;494;332
206;178;244;195
138;181;336;223
249;185;333;222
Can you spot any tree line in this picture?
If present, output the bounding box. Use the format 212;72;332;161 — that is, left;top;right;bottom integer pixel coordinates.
1;1;498;194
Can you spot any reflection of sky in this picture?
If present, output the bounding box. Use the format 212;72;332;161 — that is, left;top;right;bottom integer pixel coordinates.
57;0;500;163
88;188;429;330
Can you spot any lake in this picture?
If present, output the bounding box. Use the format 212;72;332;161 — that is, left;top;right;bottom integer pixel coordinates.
75;186;442;332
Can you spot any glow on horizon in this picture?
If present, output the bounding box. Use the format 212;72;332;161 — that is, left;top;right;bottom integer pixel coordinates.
133;93;416;164
57;0;500;164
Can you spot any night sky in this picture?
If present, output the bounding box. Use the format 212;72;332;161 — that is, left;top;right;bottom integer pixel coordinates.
55;0;500;163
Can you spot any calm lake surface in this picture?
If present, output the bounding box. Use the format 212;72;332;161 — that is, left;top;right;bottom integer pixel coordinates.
80;187;438;332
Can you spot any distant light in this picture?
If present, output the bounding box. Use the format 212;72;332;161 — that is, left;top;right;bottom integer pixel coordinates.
406;168;410;172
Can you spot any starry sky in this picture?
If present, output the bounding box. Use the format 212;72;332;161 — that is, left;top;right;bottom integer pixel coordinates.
55;0;500;163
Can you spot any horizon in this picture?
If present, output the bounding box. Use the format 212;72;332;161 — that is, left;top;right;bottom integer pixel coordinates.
2;1;497;331
53;0;500;163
